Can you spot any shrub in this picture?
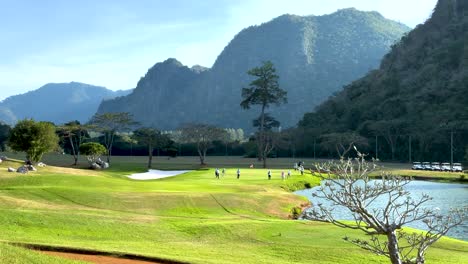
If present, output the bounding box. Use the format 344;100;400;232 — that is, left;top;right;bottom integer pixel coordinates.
290;206;303;219
79;142;106;164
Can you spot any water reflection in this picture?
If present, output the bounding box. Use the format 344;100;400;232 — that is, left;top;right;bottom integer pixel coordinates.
295;180;467;241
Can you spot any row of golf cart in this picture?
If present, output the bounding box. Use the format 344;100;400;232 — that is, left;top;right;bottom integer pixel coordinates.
412;162;463;172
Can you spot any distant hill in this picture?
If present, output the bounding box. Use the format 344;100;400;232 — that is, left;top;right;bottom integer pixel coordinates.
299;0;468;161
98;59;209;129
0;82;132;125
97;8;409;131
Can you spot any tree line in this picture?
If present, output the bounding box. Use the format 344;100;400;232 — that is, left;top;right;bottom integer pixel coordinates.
0;115;249;168
1;61;467;167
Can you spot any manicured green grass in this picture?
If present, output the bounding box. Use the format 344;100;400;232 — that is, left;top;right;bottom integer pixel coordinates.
0;154;466;263
0;243;85;263
3;152;327;169
386;169;467;182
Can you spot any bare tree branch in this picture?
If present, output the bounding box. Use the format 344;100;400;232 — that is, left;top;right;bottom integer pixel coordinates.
304;148;466;264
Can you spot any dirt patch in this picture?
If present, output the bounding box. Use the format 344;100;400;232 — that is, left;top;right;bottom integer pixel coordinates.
40;251;161;264
10;243;188;264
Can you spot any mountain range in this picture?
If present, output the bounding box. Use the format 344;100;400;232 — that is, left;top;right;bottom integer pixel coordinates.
298;0;468;161
97;8;409;131
0;82;131;125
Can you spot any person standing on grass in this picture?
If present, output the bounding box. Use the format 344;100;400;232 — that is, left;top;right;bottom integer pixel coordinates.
268;170;271;180
222;168;225;177
281;171;285;181
237;168;240;179
215;168;220;179
287;170;291;178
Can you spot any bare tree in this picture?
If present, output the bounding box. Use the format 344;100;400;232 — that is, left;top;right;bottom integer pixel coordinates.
252;130;279;165
304;149;466;264
57;121;88;165
179;123;227;165
252;113;280;167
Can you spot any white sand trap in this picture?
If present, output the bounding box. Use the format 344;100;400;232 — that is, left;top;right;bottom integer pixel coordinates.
128;169;191;180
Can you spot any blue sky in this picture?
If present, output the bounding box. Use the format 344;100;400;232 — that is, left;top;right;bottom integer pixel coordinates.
0;0;437;100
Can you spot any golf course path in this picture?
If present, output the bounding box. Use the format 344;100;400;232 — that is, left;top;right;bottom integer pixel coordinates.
41;250;162;263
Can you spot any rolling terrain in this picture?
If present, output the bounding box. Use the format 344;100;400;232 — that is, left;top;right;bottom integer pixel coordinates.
0;155;466;263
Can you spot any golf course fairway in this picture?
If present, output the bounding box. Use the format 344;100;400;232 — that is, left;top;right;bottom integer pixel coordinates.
0;157;466;264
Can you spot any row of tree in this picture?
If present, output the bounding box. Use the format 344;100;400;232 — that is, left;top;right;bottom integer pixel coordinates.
0;59;290;169
0;115;248;168
1;61;467;167
238;61;468;166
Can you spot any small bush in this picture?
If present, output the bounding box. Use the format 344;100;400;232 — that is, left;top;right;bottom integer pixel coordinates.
79;142;106;164
290;206;302;219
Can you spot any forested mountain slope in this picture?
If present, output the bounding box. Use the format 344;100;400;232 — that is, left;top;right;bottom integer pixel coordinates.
97;8;409;131
299;0;468;161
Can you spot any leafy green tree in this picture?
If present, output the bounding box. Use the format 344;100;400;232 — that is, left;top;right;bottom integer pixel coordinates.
235;128;245;142
221;128;246;156
179;123;228;165
320;132;368;158
241;61;287;167
465;146;468;162
79;142;106;165
89;112;137;164
296;1;468;162
117;133;138;156
368;120;406;161
0;122;11;152
8;119;59;162
57;121;88;165
252;113;280;131
132;127;162;169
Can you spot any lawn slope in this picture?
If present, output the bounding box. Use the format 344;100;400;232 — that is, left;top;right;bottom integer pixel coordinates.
0;158;466;263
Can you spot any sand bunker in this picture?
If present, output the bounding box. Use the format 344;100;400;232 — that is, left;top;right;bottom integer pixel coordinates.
128;170;190;180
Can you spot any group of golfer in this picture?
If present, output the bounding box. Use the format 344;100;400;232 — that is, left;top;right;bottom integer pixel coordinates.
215;168;240;179
214;161;305;180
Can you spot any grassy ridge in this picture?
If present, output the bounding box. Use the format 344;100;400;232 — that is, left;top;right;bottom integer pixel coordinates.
0;155;466;263
0;243;85;263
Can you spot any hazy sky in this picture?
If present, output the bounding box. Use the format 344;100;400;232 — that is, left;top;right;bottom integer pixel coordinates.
0;0;437;100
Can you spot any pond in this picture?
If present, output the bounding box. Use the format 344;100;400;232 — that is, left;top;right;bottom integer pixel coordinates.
295;180;468;241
